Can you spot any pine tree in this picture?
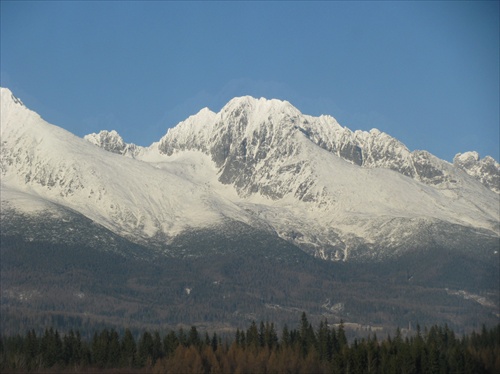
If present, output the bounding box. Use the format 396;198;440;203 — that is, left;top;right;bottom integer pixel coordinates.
317;320;331;362
299;312;316;357
265;322;278;350
40;328;61;368
246;321;259;350
211;333;219;352
107;329;120;368
120;328;136;368
188;326;201;348
366;334;380;374
177;327;187;347
137;331;154;367
152;331;162;363
62;330;75;366
281;324;290;348
163;330;179;357
259;321;266;348
24;329;38;370
92;329;109;368
235;329;241;347
337;320;348;351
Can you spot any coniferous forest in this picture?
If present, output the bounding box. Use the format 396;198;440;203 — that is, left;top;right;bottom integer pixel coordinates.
1;313;499;373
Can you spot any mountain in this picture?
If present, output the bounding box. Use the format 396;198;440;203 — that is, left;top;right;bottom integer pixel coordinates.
150;96;499;260
1;87;499;334
453;151;500;194
84;129;140;157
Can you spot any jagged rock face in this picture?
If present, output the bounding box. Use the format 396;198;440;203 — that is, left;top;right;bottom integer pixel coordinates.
454;152;500;193
84;130;140;157
411;150;457;187
84;130;127;154
159;98;315;199
210;101;306;199
156;96;498;198
354;129;415;177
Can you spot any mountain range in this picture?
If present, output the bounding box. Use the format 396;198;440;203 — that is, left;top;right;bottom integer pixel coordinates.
1;87;499;335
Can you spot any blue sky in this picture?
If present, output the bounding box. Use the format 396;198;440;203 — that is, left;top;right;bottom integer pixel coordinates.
1;1;498;162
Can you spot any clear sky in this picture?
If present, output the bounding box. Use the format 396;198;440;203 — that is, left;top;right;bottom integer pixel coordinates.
1;1;498;162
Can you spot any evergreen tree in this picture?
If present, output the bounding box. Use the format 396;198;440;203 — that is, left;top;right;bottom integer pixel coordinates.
246;321;259;350
265;322;279;350
163;330;178;357
281;324;290;348
211;333;219;352
177;327;187;347
366;334;380;374
120;328;136;368
188;326;201;347
337;320;348;351
317;320;331;362
40;328;62;368
0;317;498;373
299;312;316;357
152;331;162;363
235;329;241;347
137;331;154;367
107;329;121;367
92;329;109;368
24;329;38;370
62;329;75;366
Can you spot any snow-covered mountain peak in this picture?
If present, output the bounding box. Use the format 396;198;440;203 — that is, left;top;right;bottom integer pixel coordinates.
1;87;40;128
157;106;217;156
222;95;291;110
83;129;142;157
219;96;301;122
197;106;216;118
153;94;500;197
84;130;126;153
158;96;302;160
454;151;480;166
1;87;25;108
0;87;52;148
0;88;250;242
454;151;500;193
2;86;499;263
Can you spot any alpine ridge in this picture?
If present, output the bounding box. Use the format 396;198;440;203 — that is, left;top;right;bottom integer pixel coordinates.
1;87;499;261
1;86;499;334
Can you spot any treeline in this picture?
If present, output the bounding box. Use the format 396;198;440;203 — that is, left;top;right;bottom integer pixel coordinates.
1;313;499;373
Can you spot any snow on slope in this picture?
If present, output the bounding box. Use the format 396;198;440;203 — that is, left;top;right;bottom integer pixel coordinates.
1;87;499;260
0;87;251;244
454;151;500;194
151;95;499;258
84;129;143;157
153;95;498;221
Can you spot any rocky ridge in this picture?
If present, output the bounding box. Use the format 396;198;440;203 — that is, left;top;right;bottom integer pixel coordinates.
1;88;499;262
